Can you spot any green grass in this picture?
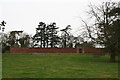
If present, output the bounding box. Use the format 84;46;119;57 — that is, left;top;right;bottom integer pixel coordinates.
2;53;119;78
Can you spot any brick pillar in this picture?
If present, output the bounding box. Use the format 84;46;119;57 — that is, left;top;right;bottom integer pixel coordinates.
82;47;84;53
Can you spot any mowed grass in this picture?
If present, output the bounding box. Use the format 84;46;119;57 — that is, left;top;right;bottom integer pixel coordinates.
2;53;119;78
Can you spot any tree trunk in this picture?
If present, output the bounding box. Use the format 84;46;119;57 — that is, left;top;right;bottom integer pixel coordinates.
110;53;116;62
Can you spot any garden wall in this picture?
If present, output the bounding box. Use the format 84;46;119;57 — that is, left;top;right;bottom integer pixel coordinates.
10;48;77;53
83;48;104;54
10;48;104;54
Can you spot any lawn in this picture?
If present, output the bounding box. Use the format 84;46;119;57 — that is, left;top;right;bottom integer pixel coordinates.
2;53;119;78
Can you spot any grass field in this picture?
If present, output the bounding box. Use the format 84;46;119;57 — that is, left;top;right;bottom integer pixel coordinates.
2;53;119;78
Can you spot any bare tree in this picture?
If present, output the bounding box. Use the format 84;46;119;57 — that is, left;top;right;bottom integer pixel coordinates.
82;1;120;62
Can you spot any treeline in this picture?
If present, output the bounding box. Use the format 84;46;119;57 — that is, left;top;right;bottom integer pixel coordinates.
1;22;95;51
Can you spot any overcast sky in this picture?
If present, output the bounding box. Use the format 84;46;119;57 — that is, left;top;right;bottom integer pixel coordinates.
0;0;119;36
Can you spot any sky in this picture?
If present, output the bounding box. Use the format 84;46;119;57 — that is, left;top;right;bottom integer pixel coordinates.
0;0;119;36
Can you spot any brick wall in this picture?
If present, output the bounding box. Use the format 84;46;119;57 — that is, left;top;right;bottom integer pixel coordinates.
10;48;77;53
10;48;104;54
83;48;104;54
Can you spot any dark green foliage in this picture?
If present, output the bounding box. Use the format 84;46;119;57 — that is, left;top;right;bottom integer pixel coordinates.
33;22;60;48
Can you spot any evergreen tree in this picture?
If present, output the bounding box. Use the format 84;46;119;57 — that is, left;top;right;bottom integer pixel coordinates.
33;22;60;48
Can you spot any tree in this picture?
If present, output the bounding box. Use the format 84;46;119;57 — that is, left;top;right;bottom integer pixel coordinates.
7;31;23;47
33;22;60;48
0;33;9;53
33;22;46;48
107;6;120;62
3;31;32;48
82;1;120;62
48;22;60;48
19;33;31;48
60;25;72;48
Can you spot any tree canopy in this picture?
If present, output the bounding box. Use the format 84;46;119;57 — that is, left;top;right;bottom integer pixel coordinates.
33;22;60;48
82;1;120;62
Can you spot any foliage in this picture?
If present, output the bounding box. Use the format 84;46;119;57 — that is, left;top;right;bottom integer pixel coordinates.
33;22;60;48
60;25;72;48
82;1;120;62
8;31;23;47
81;41;95;48
19;34;31;48
1;31;32;49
